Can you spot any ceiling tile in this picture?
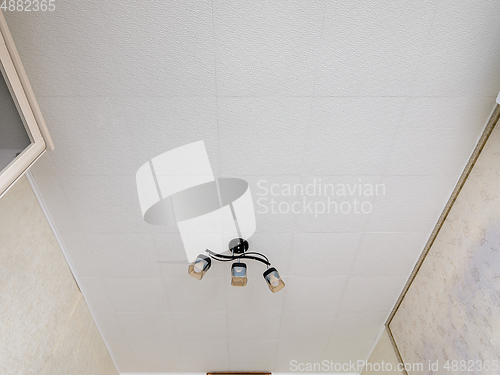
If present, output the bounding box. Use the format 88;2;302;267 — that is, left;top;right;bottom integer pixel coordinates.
291;175;382;233
282;276;347;312
179;340;229;370
315;0;438;96
225;280;285;313
29;174;83;234
278;312;335;341
78;277;115;314
323;339;375;364
36;96;219;178
350;232;429;277
91;312;127;342
339;276;406;312
84;232;161;278
411;1;500;97
228;340;278;365
218;97;311;176
117;313;176;342
58;232;99;278
303;98;406;175
275;339;328;365
244;175;303;234
364;175;456;232
165;276;227;313
227;312;282;341
213;0;325;96
330;311;387;341
385;127;481;176
129;340;182;372
6;1;216;97
106;340;139;374
102;277;170;313
288;233;362;277
172;312;227;342
59;175;153;235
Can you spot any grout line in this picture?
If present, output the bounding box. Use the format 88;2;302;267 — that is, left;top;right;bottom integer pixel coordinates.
383;104;500;362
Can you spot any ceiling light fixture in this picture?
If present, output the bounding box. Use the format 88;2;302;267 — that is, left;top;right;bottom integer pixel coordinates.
188;238;285;293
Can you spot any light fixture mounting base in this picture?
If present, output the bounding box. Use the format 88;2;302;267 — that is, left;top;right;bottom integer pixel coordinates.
228;238;249;254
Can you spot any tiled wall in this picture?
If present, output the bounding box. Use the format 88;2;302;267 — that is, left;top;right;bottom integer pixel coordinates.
361;328;404;375
389;121;500;375
0;175;117;375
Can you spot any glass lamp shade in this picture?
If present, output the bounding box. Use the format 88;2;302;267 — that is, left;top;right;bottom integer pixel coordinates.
263;267;285;293
188;254;211;280
231;262;247;287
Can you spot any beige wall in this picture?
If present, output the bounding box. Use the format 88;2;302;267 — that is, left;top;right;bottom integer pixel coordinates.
390;121;500;375
0;175;117;375
361;328;405;375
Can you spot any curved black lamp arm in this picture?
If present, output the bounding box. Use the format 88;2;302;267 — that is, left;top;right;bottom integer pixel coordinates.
205;249;271;266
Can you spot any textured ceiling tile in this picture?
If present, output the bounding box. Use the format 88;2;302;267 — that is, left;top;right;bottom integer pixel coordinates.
242;175;302;234
116;313;176;342
365;175;456;232
58;232;99;278
411;1;500;97
84;232;161;278
288;233;362;277
213;0;325;96
102;277;170;313
275;339;328;365
339;276;406;312
291;175;382;233
5;1;216;97
330;311;388;341
91;312;127;342
36;96;219;177
228;340;278;365
303;97;406;175
129;340;182;372
30;174;83;234
350;232;429;277
178;340;229;370
59;175;153;234
166;276;227;313
78;277;115;314
323;339;374;363
315;0;439;96
397;96;495;131
172;312;227;341
279;312;335;341
225;279;285;313
385;127;481;176
218;97;311;176
106;340;139;374
282;276;347;312
227;312;282;341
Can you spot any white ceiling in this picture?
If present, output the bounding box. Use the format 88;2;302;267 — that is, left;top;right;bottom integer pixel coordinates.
5;1;500;373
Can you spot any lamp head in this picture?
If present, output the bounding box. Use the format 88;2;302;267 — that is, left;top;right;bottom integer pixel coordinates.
231;262;247;287
188;254;211;280
263;267;285;293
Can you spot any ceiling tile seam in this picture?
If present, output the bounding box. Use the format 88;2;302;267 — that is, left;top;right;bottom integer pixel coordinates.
210;0;224;197
378;97;412;177
406;0;443;98
158;277;181;345
292;1;327;183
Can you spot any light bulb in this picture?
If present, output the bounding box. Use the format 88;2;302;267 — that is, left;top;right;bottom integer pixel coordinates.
193;263;203;273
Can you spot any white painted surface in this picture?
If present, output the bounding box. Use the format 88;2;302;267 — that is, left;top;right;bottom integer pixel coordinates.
4;1;500;373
